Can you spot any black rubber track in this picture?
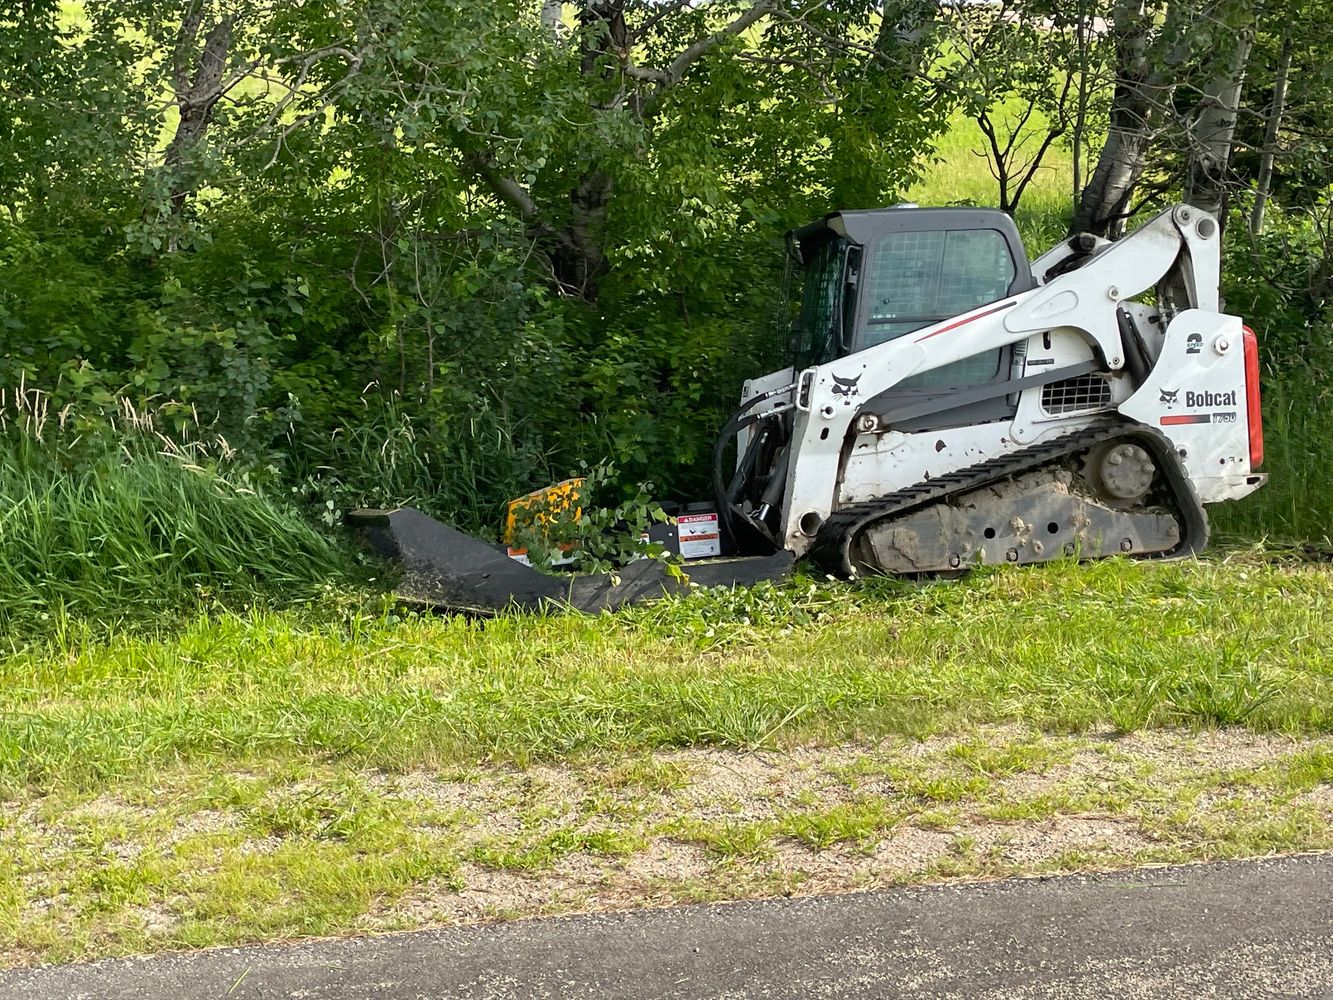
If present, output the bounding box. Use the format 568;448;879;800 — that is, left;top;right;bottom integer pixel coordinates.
806;421;1210;577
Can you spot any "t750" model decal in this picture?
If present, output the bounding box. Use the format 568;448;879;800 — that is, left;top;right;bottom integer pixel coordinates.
1160;411;1238;426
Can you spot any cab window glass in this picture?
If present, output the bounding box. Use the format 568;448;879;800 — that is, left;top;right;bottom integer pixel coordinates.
857;229;1016;351
792;236;845;367
853;228;1017;389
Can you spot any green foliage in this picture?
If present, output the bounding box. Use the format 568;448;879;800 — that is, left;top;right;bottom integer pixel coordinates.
508;460;672;572
0;1;954;524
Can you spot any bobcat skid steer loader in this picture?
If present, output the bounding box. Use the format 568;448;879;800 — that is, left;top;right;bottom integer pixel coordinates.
350;203;1266;614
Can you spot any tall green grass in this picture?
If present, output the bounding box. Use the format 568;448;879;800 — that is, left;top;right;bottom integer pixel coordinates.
286;395;555;540
0;388;361;637
1211;372;1333;543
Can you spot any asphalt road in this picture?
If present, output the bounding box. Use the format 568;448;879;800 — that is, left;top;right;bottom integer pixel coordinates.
6;855;1332;1000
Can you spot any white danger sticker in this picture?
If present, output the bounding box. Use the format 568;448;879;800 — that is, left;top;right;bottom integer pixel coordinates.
677;512;721;560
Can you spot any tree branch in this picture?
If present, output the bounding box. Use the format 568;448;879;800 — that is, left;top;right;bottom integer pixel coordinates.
465;154;539;221
662;1;772;86
632;1;692;41
637;1;775;117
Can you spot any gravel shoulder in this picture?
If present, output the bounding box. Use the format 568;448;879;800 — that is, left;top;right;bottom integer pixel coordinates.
3;725;1331;967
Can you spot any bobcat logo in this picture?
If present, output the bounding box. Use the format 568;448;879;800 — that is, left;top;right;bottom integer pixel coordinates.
832;373;862;398
1159;388;1179;405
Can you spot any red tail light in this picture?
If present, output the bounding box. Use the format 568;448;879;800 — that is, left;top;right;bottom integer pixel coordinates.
1242;325;1263;469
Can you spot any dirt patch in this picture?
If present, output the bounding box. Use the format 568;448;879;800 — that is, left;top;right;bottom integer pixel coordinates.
870;826;959;870
361;838;720;934
159;808;240;849
762;840;881;894
669;748;839;819
371;859;607;928
63;793;152;823
1292;784;1333;815
126;903;179;935
1111;728;1304;773
617;838;713;885
236;835;283;856
994;728;1318;805
368;770;528;832
994;751;1103;800
971;815;1155;864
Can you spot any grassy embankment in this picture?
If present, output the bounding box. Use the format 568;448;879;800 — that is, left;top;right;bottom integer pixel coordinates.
0;121;1330;967
2;557;1332;965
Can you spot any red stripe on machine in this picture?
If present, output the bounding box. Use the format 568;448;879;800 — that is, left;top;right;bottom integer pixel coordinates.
1242;325;1264;469
914;300;1018;342
1160;414;1212;425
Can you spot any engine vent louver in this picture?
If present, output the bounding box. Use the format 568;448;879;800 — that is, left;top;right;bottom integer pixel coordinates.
1041;373;1112;415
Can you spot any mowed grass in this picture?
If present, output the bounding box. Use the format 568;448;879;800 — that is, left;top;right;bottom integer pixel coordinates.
3;555;1330;796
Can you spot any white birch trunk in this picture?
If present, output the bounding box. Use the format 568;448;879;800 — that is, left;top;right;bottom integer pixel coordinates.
1073;0;1194;237
1071;0;1153;236
541;0;564;39
1184;27;1254;221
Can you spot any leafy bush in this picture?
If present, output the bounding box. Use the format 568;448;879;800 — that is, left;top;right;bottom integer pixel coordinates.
507;460;671;572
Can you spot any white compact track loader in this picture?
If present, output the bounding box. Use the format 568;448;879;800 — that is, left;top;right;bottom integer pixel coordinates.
352;203;1266;613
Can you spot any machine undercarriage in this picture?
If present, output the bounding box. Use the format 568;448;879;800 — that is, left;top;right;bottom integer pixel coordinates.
808;423;1206;577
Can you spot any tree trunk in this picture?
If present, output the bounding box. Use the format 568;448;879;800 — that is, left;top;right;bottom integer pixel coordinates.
1183;24;1254;222
578;0;628;77
534;1;631;300
549;171;613;299
1071;0;1155;236
875;0;938;84
163;9;233;218
1072;0;1198;237
1070;0;1095;202
1249;26;1293;236
541;0;564;38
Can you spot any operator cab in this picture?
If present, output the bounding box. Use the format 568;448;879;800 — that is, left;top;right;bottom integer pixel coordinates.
787;206;1035;428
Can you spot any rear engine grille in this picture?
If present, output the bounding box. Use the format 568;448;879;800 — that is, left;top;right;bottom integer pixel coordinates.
1041;373;1112;415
